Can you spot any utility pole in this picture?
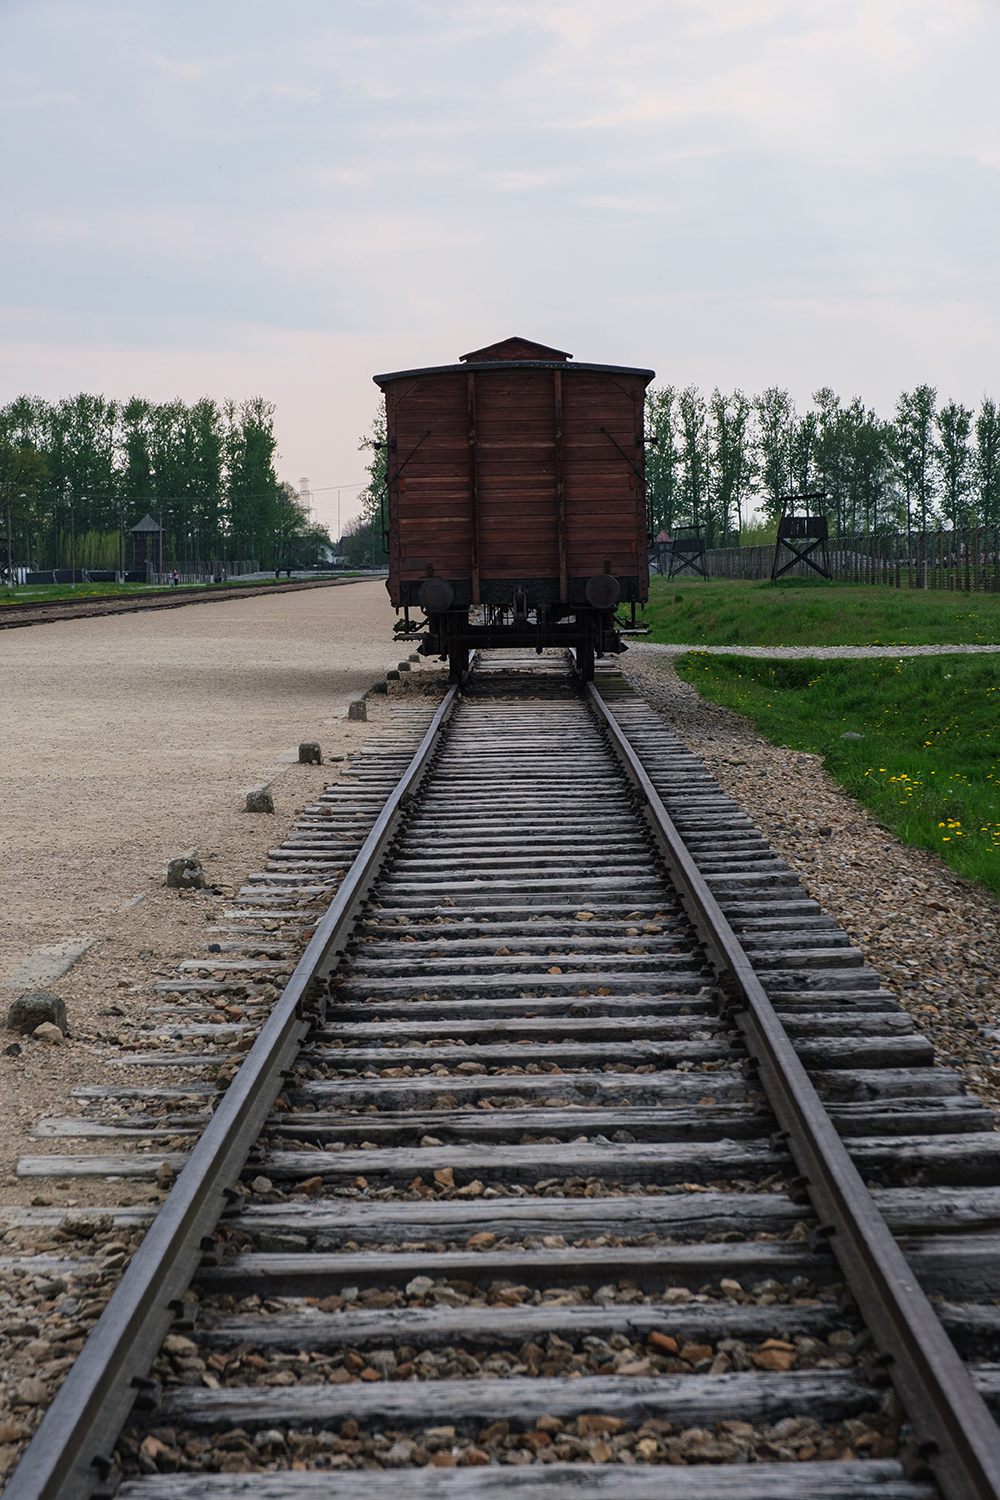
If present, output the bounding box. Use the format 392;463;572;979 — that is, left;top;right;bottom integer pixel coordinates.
70;493;77;588
119;496;125;581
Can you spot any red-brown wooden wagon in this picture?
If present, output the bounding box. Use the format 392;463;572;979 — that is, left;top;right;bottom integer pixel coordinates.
373;336;655;680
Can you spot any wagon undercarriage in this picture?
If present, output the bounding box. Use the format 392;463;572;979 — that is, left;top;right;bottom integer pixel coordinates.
417;602;629;682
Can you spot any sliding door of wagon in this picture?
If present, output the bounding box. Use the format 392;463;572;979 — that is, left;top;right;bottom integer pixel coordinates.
475;369;558;598
564;372;644;589
388;373;472;589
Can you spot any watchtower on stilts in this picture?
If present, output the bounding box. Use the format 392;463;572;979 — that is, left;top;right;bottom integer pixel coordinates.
664;525;709;580
771;493;831;581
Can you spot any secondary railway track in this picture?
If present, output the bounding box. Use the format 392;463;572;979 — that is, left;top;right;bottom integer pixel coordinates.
7;651;1000;1500
0;576;369;631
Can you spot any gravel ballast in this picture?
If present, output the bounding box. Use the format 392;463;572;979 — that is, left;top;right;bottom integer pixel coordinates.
623;648;1000;1115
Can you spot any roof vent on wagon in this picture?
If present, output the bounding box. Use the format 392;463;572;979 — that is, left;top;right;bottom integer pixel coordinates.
459;337;572;363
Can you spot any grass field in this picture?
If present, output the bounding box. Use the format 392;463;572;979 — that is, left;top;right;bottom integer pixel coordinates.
675;651;1000;895
645;576;1000;647
0;575;348;605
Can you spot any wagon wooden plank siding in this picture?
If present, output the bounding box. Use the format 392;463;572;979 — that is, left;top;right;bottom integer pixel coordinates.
375;337;654;680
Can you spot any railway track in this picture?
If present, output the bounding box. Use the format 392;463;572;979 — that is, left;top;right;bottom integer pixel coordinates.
0;576;369;630
7;651;1000;1500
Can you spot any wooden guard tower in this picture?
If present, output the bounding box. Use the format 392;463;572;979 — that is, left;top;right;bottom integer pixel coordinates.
665;525;708;579
130;514;164;576
771;493;830;581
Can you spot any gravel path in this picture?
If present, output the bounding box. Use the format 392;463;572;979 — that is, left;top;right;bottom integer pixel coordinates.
630;641;1000;660
0;579;419;1203
622;651;1000;1119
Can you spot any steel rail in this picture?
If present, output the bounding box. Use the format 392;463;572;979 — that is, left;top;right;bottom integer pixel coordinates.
0;576;363;622
586;680;1000;1500
5;685;461;1500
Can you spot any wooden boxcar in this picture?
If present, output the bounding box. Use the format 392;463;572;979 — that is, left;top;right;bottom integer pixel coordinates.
373;336;654;680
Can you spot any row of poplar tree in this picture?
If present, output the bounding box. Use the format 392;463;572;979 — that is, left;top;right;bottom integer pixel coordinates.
0;394;332;571
647;383;1000;548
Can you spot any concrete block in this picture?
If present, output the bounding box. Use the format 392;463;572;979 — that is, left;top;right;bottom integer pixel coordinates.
298;741;322;764
246;786;275;813
7;992;68;1036
347;697;367;721
166;851;206;889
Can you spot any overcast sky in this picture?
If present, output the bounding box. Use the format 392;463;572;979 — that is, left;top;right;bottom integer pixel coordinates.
2;0;998;534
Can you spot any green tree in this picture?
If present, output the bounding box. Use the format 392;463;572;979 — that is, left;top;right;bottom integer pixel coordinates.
847;404;896;534
643;385;681;537
709;389;754;543
185;398;225;563
893;385;938;533
147;399;189;564
813;388;850;534
975;398;1000;526
345;408;389;567
270;482;332;567
677;385;710;538
121;398;154;522
789;409;818;497
753;387;795;515
0;390;300;571
0;440;49;573
788;390;899;537
936;399;974;530
223;397;282;564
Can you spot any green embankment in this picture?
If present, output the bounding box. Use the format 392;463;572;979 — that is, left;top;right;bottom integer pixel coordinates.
675;652;1000;895
645;576;1000;647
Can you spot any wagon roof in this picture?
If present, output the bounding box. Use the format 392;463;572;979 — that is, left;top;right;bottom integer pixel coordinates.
373;354;655;385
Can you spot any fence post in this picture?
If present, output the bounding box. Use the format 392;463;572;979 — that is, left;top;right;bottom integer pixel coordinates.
976;528;982;593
